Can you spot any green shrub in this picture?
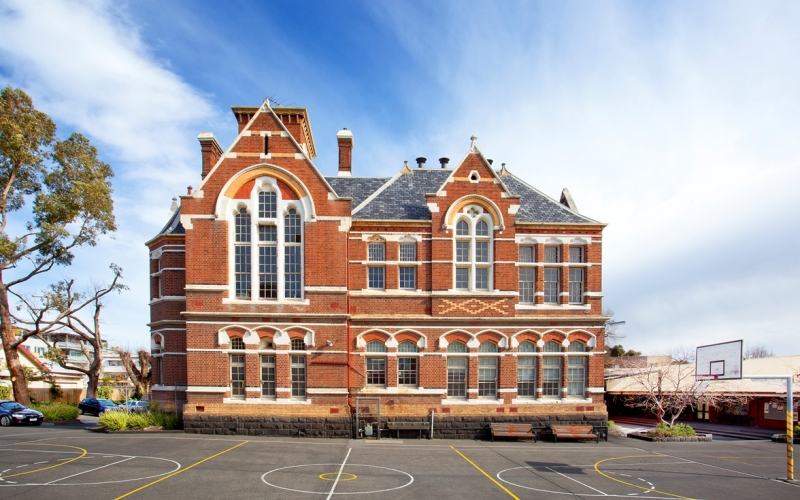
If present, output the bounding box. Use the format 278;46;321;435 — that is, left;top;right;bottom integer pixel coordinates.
0;385;12;400
31;402;79;421
97;385;113;399
98;410;183;431
607;420;616;428
652;422;697;437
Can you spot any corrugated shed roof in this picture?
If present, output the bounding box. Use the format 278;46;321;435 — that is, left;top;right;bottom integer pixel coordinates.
501;174;599;224
353;169;453;220
325;176;391;209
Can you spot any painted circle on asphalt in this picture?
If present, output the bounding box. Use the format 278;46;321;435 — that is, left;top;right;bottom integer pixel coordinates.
262;463;413;495
0;448;180;487
497;466;657;497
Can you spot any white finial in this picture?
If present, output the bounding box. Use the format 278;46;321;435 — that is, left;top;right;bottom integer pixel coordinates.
470;135;478;152
169;197;179;213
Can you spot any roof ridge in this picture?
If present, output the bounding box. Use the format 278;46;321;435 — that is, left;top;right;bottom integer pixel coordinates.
506;172;600;224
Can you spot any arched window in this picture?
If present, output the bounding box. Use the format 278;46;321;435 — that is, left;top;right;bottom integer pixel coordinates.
397;340;418;386
290;338;305;351
518;340;536;352
478;341;498;398
366;340;386;386
230;179;305;302
568;341;586;352
453;211;492;291
234;208;252;298
447;340;468;398
230;337;245;350
544;340;561;352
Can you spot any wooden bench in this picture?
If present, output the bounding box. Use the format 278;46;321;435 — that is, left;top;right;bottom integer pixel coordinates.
489;423;537;442
549;424;599;443
387;422;430;439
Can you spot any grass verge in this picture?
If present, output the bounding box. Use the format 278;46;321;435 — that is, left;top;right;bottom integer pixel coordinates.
31;402;79;421
99;410;182;431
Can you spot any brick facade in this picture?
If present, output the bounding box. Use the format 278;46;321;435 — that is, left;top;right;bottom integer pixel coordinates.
147;102;608;436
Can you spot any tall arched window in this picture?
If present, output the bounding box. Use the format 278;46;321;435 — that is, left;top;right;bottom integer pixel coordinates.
447;341;468;398
478;340;498;398
230;178;305;301
453;210;493;291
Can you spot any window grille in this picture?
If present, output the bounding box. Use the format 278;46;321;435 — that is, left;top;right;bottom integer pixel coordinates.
478;341;498;353
519;267;534;303
447;341;467;353
366;340;386;352
368;243;385;261
568;268;584;304
368;267;385;289
542;357;561;397
366;358;386;386
475;220;489;236
544;268;559;304
478;357;497;397
568;341;586;352
230;337;245;350
475;268;489;290
456;241;470;262
544;340;561;352
258;191;277;218
399;267;416;290
455;268;469;290
517;357;536;398
399;243;416;261
456;220;469;236
290;338;305;351
567;356;585;397
234;208;251;298
544;246;560;263
284;209;302;299
398;357;417;386
518;340;536;352
519;246;534;263
290;355;305;399
397;340;417;352
475;241;489;263
447;357;467;398
569;246;584;263
230;354;245;399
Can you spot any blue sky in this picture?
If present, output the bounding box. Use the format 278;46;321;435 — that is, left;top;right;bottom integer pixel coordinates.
1;1;799;355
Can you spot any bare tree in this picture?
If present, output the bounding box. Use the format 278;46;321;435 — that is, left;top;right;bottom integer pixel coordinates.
118;349;151;398
613;358;748;427
668;345;696;364
744;344;773;359
13;265;126;398
603;308;625;343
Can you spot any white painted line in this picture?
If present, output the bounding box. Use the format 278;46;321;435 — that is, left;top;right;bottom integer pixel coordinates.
46;457;135;484
546;466;608;496
34;462;48;465
1;469;10;473
325;448;352;500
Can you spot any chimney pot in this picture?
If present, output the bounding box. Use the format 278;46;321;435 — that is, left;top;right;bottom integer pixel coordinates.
439;157;450;168
337;128;354;176
487;159;494;165
187;186;193;195
416;157;427;168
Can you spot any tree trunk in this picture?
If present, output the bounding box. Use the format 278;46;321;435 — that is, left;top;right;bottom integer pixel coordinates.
86;346;103;398
0;279;31;406
86;371;98;398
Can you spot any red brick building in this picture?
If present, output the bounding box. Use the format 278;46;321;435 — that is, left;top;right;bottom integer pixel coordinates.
147;102;609;437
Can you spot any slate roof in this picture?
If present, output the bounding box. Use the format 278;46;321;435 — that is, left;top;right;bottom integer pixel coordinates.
325;176;391;209
501;174;599;224
350;169;453;220
156;208;185;236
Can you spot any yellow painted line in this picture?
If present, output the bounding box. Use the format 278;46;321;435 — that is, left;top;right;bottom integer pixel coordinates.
1;444;87;479
451;446;520;500
114;440;248;500
319;472;357;481
593;455;695;499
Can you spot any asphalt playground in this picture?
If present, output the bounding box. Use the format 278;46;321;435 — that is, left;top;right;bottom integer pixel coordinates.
0;425;797;499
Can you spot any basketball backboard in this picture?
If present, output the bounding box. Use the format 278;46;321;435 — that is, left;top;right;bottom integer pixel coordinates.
696;340;743;380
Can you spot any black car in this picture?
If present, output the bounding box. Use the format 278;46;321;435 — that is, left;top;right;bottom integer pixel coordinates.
78;398;119;416
0;400;44;426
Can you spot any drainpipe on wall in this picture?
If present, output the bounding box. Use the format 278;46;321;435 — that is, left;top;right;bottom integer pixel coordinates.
346;225;354;419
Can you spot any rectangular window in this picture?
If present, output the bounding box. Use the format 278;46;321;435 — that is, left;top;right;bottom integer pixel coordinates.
517;357;536;398
567;356;585;397
519;267;534;304
542;357;561;397
478;357;497;398
447;357;467;398
157;356;163;385
519;246;534;263
399;267;416;290
544;246;560;263
569;268;584;304
475;241;489;263
475;267;489;290
290;355;305;399
544;268;560;304
399;243;416;262
398;357;417;386
258;228;277;299
368;243;385;261
261;355;275;398
368;266;385;289
284;246;302;298
366;358;386;386
234;245;251;298
230;354;245;399
569;246;584;263
455;268;469;290
456;241;470;262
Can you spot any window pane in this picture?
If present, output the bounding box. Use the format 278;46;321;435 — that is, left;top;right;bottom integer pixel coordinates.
235;209;251;243
366;358;386;385
478;357;497;397
284;246;302;298
290;338;305;351
368;243;385;261
399;267;416;290
479;341;497;353
366;340;386;352
517;357;536;397
447;341;467;353
261;355;275;398
544;268;559;304
259;225;277;242
230;337;244;350
455;268;469;290
475;241;489;263
259;245;277;299
230;354;245;399
456;220;469;236
398;357;417;386
475;268;489;290
368;267;385;289
235;245;251;298
519;267;534;303
519;246;534;263
544;341;561;352
569;268;584;304
258;191;277;218
542;357;561;397
568;341;586;352
447;358;466;398
567;357;585;396
476;220;489;236
398;340;417;352
399;243;416;261
291;355;305;398
284;209;301;243
518;340;536;352
544;246;559;263
569;246;584;263
456;241;470;262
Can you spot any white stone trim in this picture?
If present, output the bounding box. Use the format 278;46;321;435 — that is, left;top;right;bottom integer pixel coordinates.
186;386;228;393
307;388;348;394
149;296;185;305
224;397;312;405
440;398;505;405
586;387;605;393
185;284;229;291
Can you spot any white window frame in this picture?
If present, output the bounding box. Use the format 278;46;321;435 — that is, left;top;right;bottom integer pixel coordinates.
367;241;386;290
453;209;493;291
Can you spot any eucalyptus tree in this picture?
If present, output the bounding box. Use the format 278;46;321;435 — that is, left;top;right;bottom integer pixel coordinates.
0;87;116;405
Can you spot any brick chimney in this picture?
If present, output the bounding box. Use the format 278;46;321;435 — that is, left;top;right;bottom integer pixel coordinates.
337;128;353;176
198;132;223;179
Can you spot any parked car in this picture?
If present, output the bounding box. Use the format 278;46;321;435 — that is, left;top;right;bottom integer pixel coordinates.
0;400;44;426
78;398;121;416
121;400;149;412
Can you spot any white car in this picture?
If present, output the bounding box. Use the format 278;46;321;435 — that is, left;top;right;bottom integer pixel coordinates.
121;400;150;412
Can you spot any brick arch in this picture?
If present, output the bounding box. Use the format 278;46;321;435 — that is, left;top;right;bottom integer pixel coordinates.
542;330;567;343
214;164;317;219
218;326;249;346
358;329;391;346
151;333;165;350
512;331;541;346
443;195;504;229
475;330;506;346
567;331;593;345
442;330;472;345
254;327;280;339
393;330;426;346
